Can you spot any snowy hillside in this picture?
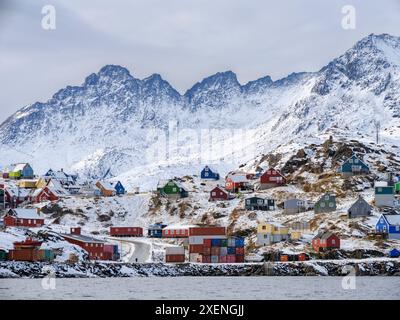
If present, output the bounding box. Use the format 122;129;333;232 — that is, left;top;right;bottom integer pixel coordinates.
0;33;400;192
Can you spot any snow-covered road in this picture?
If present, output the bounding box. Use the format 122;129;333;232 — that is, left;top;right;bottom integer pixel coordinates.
108;237;152;263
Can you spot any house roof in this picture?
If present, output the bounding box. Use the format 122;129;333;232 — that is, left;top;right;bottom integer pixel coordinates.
342;154;369;167
313;230;337;240
5;184;31;198
62;233;104;244
349;196;370;210
227;175;248;183
203;165;218;173
382;214;400;226
157;179;188;191
13;163;29;172
97;181;115;191
8;208;40;219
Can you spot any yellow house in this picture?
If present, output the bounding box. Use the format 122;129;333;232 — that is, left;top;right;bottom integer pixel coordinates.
290;231;302;240
17;179;38;189
257;222;289;235
35;178;48;189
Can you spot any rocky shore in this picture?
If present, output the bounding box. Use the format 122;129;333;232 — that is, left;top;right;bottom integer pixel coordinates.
0;258;399;278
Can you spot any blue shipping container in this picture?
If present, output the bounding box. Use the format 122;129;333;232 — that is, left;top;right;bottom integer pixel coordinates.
227;247;236;255
211;239;222;247
235;238;245;247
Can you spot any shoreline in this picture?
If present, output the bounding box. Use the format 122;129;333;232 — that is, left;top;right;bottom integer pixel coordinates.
1;258;399;278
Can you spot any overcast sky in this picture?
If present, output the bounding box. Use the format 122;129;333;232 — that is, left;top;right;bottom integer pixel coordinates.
0;0;399;122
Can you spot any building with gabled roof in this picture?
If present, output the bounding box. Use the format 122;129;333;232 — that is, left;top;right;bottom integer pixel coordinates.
312;230;340;252
3;208;44;228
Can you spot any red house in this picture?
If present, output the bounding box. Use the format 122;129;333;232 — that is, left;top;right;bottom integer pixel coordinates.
260;168;286;189
209;186;232;201
312;231;340;252
62;227;109;260
3;187;31;209
225;175;249;192
110;226;143;237
3;208;44;228
31;186;59;203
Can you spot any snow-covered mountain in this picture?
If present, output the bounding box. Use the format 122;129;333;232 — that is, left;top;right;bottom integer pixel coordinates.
1;33;400;190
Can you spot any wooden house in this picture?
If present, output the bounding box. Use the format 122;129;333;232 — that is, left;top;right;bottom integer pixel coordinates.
114;181;126;195
225;175;250;192
375;184;395;207
157;180;188;198
30;183;69;203
43;168;77;185
209;186;233;201
340;154;370;176
95;181;116;197
245;197;275;211
3;208;44;228
312;231;340;252
347;196;372;218
17;179;38;189
8;163;34;179
3;185;31;209
201;166;220;180
62;227;118;260
376;214;400;240
283;198;314;214
256;222;289;246
314;193;336;214
259;168;286;189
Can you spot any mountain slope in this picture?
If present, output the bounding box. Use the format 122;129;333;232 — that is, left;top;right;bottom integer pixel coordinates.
0;33;400;189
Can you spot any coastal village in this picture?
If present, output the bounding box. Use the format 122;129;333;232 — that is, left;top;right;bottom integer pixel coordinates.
1;138;400;269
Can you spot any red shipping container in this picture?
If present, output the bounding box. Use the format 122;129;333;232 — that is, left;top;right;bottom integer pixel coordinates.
227;255;236;263
298;253;306;261
103;244;115;254
219;255;227;263
202;255;211;263
189;244;203;254
203;239;212;247
8;249;41;262
110;227;143;237
166;254;185;263
189;227;226;236
280;255;288;262
203;247;211;255
235;247;244;255
211;247;220;256
235;254;244;263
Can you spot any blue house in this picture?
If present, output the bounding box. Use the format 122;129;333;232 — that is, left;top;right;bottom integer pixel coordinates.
201;166;220;180
376;214;400;240
114;181;126;195
340;154;370;176
148;223;167;238
389;248;400;258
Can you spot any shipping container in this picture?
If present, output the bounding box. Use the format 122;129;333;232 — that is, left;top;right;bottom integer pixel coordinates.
221;239;228;247
219;255;227;263
227;254;236;263
235;247;244;255
202;255;211;263
110;226;143;237
235;238;245;247
298;253;306;261
8;249;41;261
280;255;288;262
227;238;236;247
227;247;236;255
189;234;226;245
235;254;244;263
220;247;227;256
211;239;222;247
211;247;221;256
203;239;212;247
104;244;115;254
188;244;203;254
166;254;185;263
203;247;211;256
165;246;185;255
189;227;226;236
211;255;219;263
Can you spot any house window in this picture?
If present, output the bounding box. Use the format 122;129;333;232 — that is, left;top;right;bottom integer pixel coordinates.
262;226;266;230
325;195;329;201
28;220;31;224
329;202;334;208
378;188;382;192
172;187;177;192
320;202;325;208
332;239;336;245
212;192;216;196
204;172;209;177
354;159;358;163
396;226;400;232
349;159;353;164
257;200;263;205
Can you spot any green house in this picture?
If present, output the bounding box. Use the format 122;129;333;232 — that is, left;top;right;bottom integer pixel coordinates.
314;193;336;214
395;182;400;194
157;179;188;198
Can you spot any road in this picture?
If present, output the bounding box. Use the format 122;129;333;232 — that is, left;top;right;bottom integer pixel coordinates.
107;237;152;263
